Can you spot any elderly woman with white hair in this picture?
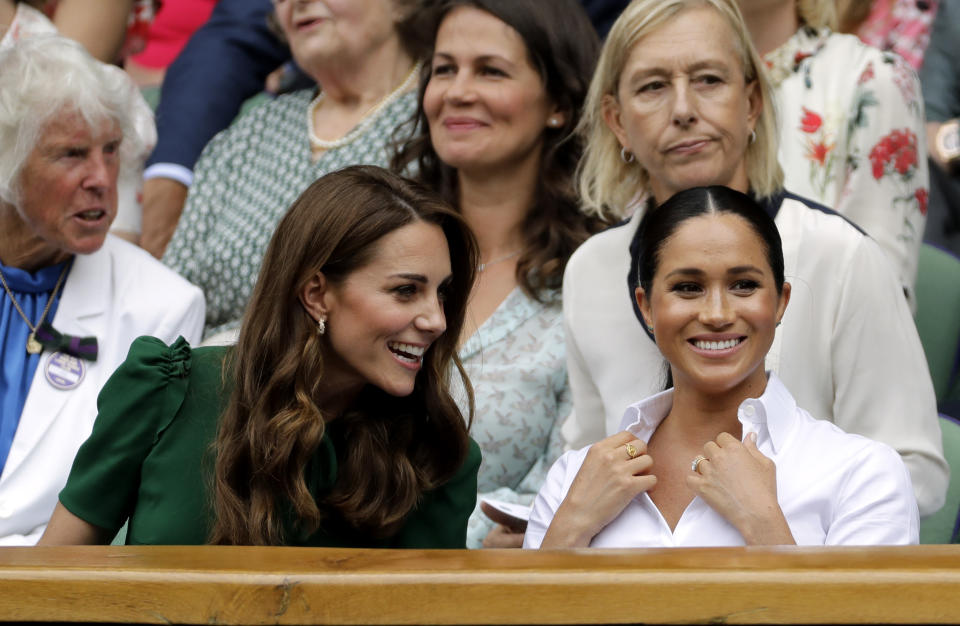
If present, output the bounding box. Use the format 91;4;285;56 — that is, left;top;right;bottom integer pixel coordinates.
560;0;946;520
0;34;204;545
1;0;157;242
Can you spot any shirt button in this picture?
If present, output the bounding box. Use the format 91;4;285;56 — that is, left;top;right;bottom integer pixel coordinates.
744;405;756;417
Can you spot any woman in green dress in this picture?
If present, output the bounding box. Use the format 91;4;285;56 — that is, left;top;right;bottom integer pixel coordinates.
38;165;482;547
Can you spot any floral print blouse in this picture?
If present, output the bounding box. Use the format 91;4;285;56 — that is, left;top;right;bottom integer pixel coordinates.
765;27;927;305
450;288;569;549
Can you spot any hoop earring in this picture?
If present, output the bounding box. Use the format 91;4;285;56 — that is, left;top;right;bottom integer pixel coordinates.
317;315;327;336
620;147;635;164
749;129;757;144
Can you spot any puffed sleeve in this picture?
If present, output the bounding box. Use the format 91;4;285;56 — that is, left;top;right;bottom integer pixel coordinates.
58;336;193;533
393;439;482;548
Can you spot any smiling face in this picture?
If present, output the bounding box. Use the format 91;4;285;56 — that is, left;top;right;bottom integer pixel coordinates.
423;5;561;177
319;220;453;398
603;5;760;204
636;212;789;398
273;0;404;73
12;111;121;264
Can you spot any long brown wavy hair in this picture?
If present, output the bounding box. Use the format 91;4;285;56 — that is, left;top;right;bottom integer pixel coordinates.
210;165;479;546
392;0;607;300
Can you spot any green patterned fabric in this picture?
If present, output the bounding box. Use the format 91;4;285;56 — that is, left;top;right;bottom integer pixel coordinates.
162;89;417;337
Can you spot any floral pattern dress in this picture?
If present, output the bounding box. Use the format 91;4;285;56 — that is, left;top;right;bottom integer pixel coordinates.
449;288;569;549
765;27;927;305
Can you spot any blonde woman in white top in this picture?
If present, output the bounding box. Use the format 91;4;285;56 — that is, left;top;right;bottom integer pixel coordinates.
561;0;946;517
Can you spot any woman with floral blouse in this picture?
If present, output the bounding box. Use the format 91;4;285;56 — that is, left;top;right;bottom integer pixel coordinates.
739;0;927;308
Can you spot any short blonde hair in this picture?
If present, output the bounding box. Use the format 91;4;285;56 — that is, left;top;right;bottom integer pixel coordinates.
798;0;837;30
577;0;783;220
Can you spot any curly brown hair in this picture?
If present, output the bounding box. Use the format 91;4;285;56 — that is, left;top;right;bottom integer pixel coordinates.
210;166;479;545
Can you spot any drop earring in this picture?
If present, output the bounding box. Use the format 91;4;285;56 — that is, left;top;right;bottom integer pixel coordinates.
317;314;327;335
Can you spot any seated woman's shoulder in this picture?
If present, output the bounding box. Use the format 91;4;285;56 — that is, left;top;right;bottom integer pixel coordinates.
102;235;204;302
791;404;905;468
232;88;316;129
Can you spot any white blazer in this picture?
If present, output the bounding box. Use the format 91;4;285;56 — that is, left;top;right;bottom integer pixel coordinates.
0;236;205;544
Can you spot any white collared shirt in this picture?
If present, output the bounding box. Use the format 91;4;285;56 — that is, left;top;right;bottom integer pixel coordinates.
525;374;919;548
561;194;947;517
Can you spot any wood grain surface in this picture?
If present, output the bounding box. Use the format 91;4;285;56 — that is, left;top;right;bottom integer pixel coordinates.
0;545;958;624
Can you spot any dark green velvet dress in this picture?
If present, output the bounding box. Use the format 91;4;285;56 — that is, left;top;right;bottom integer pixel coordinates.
59;336;481;547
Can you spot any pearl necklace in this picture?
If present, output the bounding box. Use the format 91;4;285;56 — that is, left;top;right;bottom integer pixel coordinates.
308;63;419;151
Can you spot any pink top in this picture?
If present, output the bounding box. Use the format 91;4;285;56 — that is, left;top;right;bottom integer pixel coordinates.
856;0;938;70
127;0;217;69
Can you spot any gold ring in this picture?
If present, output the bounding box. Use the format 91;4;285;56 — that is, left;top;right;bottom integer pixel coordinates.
625;442;640;459
691;455;707;473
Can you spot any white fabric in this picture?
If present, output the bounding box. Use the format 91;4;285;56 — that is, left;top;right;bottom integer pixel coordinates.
525;373;919;548
561;194;947;516
143;163;194;188
0;237;205;545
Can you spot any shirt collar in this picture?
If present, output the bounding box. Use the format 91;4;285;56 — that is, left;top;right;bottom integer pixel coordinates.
762;25;831;88
618;372;797;454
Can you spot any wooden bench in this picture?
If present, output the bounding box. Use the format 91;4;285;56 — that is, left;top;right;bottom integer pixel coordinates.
1;545;958;624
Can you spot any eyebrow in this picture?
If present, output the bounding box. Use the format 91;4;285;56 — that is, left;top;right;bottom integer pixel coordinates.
625;59;732;82
664;265;764;279
41;134;124;153
390;273;428;283
432;51;514;67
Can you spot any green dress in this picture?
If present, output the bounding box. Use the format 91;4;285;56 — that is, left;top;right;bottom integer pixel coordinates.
59;336;481;547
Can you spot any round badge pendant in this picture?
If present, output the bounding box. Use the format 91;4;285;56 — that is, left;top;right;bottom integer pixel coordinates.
44;352;86;391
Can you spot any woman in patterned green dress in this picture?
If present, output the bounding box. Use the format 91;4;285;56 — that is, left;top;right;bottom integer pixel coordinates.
40;166;482;547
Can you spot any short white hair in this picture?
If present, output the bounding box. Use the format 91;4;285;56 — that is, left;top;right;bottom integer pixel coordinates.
0;34;151;206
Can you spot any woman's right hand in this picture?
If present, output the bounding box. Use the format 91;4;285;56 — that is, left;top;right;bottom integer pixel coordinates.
540;431;655;548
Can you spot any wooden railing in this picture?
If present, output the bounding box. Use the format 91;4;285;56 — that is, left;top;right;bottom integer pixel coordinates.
0;545;958;624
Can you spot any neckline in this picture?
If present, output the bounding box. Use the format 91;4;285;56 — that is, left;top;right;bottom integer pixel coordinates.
458;287;552;359
307;64;419;153
762;25;831;88
0;259;71;293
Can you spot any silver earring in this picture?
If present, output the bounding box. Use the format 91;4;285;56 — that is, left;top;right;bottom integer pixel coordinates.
749;129;757;144
548;116;561;128
620;147;635;164
317;315;327;335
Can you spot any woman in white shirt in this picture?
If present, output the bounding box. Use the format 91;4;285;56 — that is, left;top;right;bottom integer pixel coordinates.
525;185;919;548
561;0;946;518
